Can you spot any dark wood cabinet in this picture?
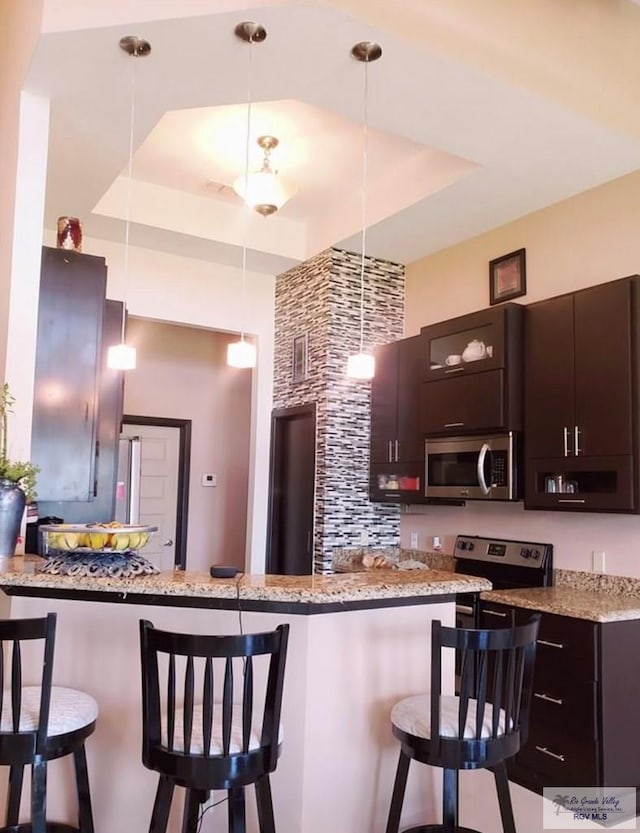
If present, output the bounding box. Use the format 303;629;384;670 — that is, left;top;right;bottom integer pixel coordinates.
369;335;425;503
31;247;123;516
419;303;523;435
524;277;640;511
480;601;640;804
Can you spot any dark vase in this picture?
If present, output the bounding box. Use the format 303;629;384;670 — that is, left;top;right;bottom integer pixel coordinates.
0;479;26;556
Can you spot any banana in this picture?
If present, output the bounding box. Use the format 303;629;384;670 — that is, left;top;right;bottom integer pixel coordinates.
127;533;141;549
89;532;107;550
63;532;80;550
113;535;130;551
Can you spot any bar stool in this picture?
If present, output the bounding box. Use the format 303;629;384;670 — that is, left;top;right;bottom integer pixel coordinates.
139;620;289;833
385;615;540;833
0;612;98;833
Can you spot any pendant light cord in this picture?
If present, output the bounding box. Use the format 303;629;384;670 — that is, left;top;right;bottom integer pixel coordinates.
240;41;253;345
359;59;369;354
122;52;137;342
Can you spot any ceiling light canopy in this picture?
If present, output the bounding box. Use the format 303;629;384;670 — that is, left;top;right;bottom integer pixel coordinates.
233;135;294;216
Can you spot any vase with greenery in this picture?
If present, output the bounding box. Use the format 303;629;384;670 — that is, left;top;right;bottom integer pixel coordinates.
0;383;39;555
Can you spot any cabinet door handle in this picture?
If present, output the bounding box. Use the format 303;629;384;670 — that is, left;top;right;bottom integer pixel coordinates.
563;426;570;457
388;440;393;463
558;499;586;504
444;422;465;428
395;439;399;463
534;692;564;706
574;425;581;456
484;609;508;618
537;639;564;649
535;745;565;762
445;366;464;374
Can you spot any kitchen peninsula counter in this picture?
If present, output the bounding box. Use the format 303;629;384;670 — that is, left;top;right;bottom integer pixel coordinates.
0;556;478;833
0;556;490;613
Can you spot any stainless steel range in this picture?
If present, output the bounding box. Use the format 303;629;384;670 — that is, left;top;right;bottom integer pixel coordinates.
453;534;553;630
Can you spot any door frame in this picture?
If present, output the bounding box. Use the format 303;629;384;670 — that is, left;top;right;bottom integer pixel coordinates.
266;403;316;574
122;415;192;570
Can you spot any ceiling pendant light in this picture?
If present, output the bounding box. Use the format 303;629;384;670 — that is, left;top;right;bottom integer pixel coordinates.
107;35;151;371
227;21;266;370
233;135;293;217
346;40;382;381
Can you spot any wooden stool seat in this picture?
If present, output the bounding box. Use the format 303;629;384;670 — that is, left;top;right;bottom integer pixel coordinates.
385;616;540;833
139;620;289;833
0;614;97;833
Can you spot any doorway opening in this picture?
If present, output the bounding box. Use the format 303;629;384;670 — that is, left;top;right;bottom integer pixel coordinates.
266;404;316;575
121;415;191;570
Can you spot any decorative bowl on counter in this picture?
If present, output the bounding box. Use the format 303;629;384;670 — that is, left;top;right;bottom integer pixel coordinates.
41;523;157;555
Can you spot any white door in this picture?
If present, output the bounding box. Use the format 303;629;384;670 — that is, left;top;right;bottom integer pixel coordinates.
121;423;180;571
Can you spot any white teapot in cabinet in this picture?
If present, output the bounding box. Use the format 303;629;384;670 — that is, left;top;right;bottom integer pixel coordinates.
462;339;488;362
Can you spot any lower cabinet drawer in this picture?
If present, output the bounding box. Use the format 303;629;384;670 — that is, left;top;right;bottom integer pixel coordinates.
517;725;598;786
530;679;597;740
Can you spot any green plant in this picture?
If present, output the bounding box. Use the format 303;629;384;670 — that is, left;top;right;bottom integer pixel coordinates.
0;383;39;501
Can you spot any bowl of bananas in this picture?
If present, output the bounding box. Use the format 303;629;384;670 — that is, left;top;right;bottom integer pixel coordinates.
41;522;157;554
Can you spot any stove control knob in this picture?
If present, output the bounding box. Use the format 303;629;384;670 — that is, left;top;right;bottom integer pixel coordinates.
530;549;541;560
458;540;474;551
520;547;531;559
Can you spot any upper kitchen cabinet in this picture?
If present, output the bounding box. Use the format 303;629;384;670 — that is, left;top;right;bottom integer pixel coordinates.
419;303;524;435
369;334;425;503
524;276;639;512
31;247;108;502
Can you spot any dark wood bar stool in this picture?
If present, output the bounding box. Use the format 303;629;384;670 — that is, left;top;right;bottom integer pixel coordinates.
385;615;540;833
0;612;98;833
139;620;289;833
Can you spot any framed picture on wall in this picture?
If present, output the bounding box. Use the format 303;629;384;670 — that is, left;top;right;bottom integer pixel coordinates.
489;248;526;305
292;333;308;382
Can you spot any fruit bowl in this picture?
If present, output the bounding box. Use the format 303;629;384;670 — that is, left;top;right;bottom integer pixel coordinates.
41;523;157;554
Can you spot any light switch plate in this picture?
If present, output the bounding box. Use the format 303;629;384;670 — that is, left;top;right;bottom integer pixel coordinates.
410;532;418;549
592;550;606;573
201;473;217;487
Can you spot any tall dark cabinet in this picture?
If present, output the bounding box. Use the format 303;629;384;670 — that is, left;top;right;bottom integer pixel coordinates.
369;334;425;502
524;276;639;512
32;247;124;523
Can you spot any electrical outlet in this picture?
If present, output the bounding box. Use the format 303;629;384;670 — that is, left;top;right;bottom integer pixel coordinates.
201;473;217;487
410;532;418;549
592;550;606;573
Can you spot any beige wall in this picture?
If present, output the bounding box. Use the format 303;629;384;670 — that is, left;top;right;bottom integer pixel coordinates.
122;318;252;573
0;0;43;377
403;169;640;578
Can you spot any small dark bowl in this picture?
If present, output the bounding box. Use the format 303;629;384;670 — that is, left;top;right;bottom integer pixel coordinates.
210;565;240;579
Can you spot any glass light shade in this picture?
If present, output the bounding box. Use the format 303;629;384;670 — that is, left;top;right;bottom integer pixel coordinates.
233;170;293;215
346;352;375;379
107;343;137;370
227;339;257;369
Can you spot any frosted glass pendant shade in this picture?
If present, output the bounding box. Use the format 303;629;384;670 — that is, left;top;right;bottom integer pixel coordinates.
233;170;292;216
346;352;375;379
227;339;257;368
107;343;137;370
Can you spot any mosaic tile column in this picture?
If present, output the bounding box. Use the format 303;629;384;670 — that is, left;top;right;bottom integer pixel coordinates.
274;247;404;573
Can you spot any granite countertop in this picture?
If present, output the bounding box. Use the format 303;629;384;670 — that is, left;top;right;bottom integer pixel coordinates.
0;556;490;611
481;586;640;623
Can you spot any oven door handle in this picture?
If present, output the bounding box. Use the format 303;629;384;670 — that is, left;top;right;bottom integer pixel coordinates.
455;604;475;616
477;443;491;495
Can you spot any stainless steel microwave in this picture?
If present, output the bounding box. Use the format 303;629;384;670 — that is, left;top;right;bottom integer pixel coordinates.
425;433;518;501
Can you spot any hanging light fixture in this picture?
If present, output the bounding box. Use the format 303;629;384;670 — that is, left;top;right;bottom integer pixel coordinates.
227;21;266;369
233;135;293;217
107;35;151;371
346;40;382;381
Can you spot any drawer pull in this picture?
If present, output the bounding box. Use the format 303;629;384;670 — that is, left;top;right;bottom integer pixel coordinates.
456;604;475;616
444;422;465;428
537;639;564;649
445;367;464;374
535;745;565;762
484;609;508;618
558;499;586;504
534;692;564;706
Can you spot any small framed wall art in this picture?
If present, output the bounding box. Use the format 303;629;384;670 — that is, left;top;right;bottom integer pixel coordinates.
489;248;526;305
292;333;309;382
